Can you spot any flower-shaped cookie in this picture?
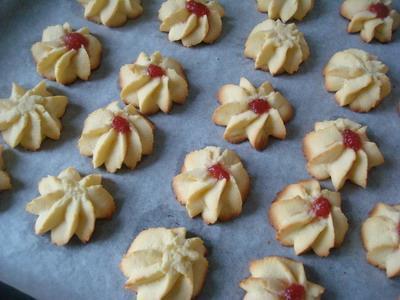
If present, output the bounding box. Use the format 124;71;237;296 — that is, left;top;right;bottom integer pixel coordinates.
78;0;143;27
324;49;391;112
212;77;293;150
31;23;102;85
240;256;325;299
303;118;384;191
173;146;250;224
0;81;68;151
120;227;208;299
341;0;400;43
158;0;225;47
362;202;400;278
26;167;115;246
78;101;154;173
245;19;309;75
120;51;189;115
256;0;315;22
269;179;349;257
0;145;11;191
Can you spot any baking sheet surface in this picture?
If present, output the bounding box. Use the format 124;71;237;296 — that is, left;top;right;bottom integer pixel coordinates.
0;1;399;299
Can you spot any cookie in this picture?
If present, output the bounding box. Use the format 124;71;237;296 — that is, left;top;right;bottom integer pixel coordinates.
256;0;314;22
213;77;293;150
245;19;309;75
172;146;250;224
0;81;68;150
26;167;115;246
240;256;325;299
303;118;384;190
159;0;224;47
269;179;349;256
119;51;188;115
0;145;11;191
120;227;208;299
324;48;391;112
362;202;400;278
31;23;102;85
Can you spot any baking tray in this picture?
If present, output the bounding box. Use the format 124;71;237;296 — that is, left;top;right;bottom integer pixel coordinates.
0;0;399;299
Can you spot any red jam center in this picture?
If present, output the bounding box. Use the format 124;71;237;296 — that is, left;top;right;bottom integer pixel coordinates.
248;99;271;115
208;163;230;181
63;32;88;50
147;64;165;78
369;3;390;19
311;197;331;219
186;0;209;16
283;284;305;300
112;116;131;134
342;129;362;151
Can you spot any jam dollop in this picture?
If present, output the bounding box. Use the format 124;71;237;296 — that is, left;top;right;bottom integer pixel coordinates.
112;116;131;134
147;64;165;78
248;99;271;115
63;32;88;50
186;0;209;17
369;3;390;19
283;283;305;300
208;163;230;181
342;129;362;151
311;197;331;219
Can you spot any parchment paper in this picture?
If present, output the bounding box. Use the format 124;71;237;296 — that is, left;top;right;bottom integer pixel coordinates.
0;1;399;299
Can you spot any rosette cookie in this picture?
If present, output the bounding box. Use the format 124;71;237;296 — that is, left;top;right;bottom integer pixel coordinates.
78;0;143;27
362;202;400;278
0;81;68;150
269;179;349;256
324;49;391;112
31;23;102;85
173;146;250;224
78;101;154;173
158;0;225;47
256;0;314;22
120;227;208;299
213;77;293;150
341;0;400;43
245;19;309;75
240;256;325;299
120;51;188;115
0;145;11;191
26;167;115;246
303;118;384;191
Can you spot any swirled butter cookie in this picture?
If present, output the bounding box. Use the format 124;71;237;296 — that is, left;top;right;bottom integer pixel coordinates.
0;81;68;150
31;23;102;85
26;167;115;246
120;227;208;299
213;77;293;150
256;0;314;22
0;145;11;191
78;101;154;173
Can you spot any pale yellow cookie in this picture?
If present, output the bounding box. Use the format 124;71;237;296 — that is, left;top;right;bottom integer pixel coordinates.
245;19;309;75
172;146;250;224
0;145;11;191
0;81;68;151
240;256;325;299
269;179;349;256
119;51;188;115
31;23;102;85
78;101;154;173
256;0;314;22
324;49;391;112
362;202;400;278
120;227;208;299
26;167;115;246
78;0;143;27
213;77;293;150
159;0;224;47
303;118;384;191
341;0;400;43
